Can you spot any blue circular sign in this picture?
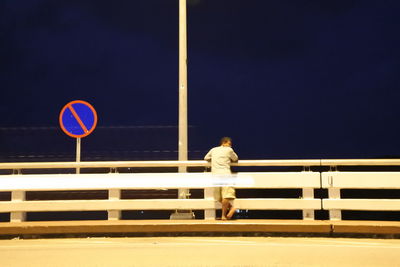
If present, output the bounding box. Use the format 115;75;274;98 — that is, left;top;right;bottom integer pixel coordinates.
59;100;98;138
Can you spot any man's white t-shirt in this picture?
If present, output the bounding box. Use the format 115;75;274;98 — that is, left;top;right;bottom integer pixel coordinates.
204;146;238;174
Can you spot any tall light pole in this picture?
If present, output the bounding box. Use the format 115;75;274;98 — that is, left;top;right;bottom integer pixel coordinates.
178;0;188;172
171;0;194;219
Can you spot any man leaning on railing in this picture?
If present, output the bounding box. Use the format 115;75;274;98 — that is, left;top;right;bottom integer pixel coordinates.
204;137;239;220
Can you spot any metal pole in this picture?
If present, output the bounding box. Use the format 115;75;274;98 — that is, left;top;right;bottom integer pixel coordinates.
76;137;81;174
178;0;188;171
171;0;194;219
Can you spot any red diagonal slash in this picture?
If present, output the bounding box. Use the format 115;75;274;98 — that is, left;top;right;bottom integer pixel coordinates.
67;104;89;133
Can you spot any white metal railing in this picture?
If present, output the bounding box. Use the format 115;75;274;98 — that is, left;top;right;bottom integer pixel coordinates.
1;159;400;223
2;159;400;170
0;159;320;170
0;172;320;222
322;172;400;220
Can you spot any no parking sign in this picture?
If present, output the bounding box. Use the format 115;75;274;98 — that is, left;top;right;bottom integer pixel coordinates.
59;100;97;138
59;100;97;173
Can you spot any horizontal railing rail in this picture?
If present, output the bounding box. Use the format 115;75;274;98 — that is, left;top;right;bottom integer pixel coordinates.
1;159;400;170
0;160;319;170
320;159;400;166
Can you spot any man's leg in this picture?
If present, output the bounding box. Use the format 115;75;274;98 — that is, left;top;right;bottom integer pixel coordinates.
226;200;236;219
221;187;236;219
221;199;230;220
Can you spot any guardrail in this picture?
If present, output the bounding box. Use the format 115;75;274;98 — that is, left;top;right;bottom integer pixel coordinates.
1;159;400;223
3;159;400;170
322;172;400;220
0;159;320;170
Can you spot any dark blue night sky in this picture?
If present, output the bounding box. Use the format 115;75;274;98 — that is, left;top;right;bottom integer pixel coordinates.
1;0;400;160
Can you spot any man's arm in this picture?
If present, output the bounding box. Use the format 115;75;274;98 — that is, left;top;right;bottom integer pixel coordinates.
204;148;213;162
230;149;238;163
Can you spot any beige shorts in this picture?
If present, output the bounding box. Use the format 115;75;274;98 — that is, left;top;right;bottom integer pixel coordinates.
214;186;236;202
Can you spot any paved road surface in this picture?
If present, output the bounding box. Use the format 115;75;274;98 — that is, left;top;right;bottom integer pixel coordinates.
0;237;399;266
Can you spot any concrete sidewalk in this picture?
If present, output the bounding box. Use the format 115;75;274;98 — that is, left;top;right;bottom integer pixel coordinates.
1;236;400;267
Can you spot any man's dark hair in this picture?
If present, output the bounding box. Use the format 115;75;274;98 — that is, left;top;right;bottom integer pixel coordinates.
220;137;232;145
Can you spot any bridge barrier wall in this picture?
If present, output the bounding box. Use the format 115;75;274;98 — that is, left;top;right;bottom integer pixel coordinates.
322;172;400;220
0;160;400;223
0;172;320;221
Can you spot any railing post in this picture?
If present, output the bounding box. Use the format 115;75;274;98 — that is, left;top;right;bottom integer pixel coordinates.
10;191;26;222
204;187;216;220
108;189;121;220
327;172;342;220
302;188;315;220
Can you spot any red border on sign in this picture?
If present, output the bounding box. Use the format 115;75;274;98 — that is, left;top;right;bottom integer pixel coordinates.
59;100;98;138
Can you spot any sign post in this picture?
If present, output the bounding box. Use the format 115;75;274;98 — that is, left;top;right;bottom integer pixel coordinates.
59;100;98;174
76;137;81;174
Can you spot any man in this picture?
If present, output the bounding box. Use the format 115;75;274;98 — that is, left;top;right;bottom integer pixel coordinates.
204;137;239;220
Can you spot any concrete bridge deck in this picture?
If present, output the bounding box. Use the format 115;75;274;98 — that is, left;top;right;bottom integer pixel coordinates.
1;220;399;238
